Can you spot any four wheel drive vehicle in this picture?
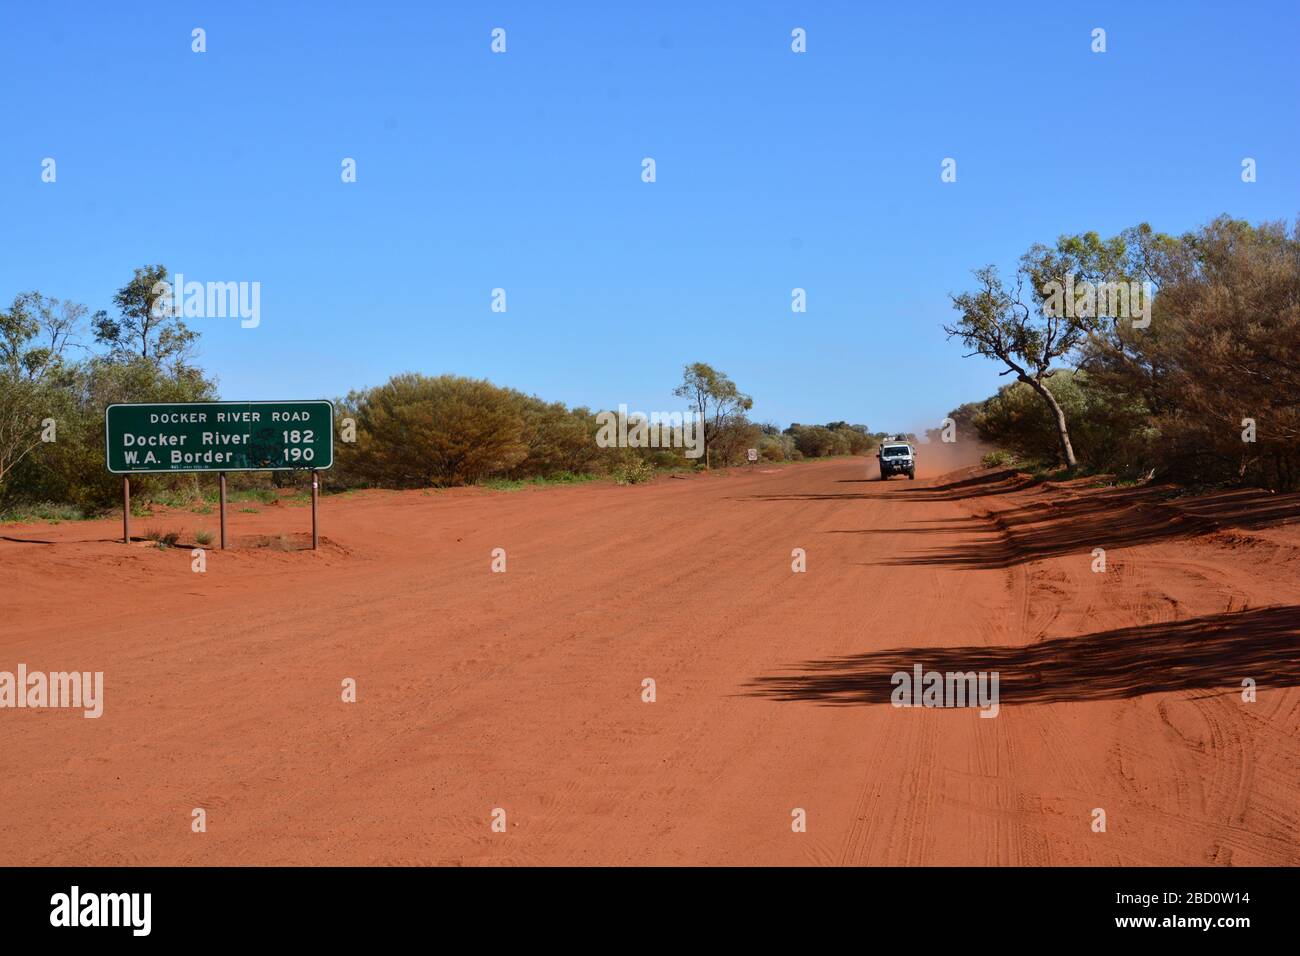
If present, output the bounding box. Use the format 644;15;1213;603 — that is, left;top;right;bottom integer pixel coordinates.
877;440;916;480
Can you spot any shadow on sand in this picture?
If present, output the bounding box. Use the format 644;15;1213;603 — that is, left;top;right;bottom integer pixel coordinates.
878;485;1300;570
745;606;1300;706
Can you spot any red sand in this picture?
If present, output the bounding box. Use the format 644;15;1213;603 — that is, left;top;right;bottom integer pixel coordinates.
2;457;1297;865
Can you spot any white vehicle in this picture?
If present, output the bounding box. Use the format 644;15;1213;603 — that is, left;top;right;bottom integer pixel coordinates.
877;437;916;480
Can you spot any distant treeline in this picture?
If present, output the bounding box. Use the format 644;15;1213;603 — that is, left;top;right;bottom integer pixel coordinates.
331;368;876;487
940;215;1300;491
335;369;878;489
0;282;877;514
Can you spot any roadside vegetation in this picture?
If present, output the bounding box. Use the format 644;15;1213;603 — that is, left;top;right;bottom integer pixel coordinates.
329;364;877;489
943;215;1300;491
0;267;214;520
9;211;1291;521
0;273;876;520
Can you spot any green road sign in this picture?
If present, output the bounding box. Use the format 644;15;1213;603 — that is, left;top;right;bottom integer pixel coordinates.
105;401;334;473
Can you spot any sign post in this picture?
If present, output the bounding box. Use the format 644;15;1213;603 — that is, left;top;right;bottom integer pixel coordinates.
311;470;319;550
219;472;228;549
105;401;334;550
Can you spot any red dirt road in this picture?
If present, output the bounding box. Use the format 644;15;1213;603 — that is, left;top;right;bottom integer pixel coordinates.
2;458;1298;865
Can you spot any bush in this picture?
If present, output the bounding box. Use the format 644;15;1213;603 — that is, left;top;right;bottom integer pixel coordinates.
3;356;215;512
783;422;873;459
144;528;182;548
703;414;763;467
611;458;656;485
1083;216;1300;489
509;395;601;477
759;433;793;461
980;450;1016;468
342;373;529;487
788;424;837;458
951;216;1300;491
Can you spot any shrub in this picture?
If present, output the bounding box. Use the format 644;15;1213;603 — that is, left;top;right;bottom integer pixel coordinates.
343;373;529;487
952;215;1300;491
980;450;1016;468
611;458;655;485
782;422;872;459
788;424;837;458
145;528;181;548
1083;216;1300;489
759;434;792;461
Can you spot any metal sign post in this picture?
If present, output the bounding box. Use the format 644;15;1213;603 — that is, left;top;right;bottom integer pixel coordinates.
122;476;130;544
219;472;228;549
311;470;319;550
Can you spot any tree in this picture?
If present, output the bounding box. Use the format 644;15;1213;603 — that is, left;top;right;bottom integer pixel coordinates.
1082;216;1300;488
945;216;1300;490
94;265;197;367
946;234;1131;467
1;292;85;382
970;371;1107;466
0;293;83;493
707;413;764;467
672;363;753;468
29;355;216;508
787;424;837;458
0;377;52;492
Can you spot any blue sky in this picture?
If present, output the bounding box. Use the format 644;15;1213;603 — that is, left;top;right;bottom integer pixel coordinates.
4;1;1297;432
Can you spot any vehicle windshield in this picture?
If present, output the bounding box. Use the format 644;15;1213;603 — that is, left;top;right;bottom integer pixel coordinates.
882;446;911;457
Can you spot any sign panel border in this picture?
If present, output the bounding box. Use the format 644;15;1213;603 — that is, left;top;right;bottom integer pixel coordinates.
104;400;335;474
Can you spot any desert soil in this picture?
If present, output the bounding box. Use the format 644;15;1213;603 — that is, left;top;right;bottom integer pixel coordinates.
2;456;1297;865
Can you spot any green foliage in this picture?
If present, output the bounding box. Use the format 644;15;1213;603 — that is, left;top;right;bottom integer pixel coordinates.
0;501;87;522
342;373;529;487
980;450;1017;468
672;362;753;467
706;414;763;467
94;264;198;367
11;357;215;509
0;269;905;512
758;431;794;461
949;215;1300;491
611;458;655;485
341;364;765;486
946;229;1150;466
1;271;216;512
788;424;836;458
507;395;601;477
480;472;599;492
1081;215;1300;489
783;422;874;459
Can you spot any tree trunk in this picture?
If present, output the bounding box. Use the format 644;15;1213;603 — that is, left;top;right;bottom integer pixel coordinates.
700;411;710;468
1026;378;1077;468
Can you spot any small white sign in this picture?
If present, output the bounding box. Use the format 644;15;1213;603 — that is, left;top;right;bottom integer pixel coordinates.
747;448;758;462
